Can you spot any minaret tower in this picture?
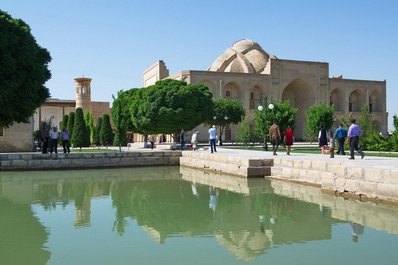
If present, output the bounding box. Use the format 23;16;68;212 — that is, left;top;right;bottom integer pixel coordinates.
75;77;92;112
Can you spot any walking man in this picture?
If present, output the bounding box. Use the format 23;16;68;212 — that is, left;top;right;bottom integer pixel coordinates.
347;118;365;160
61;127;70;153
208;125;217;153
49;127;59;154
269;120;281;156
180;129;185;150
41;126;49;153
333;124;347;155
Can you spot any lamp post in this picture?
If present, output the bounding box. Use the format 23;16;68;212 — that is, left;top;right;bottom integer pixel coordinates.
257;96;274;151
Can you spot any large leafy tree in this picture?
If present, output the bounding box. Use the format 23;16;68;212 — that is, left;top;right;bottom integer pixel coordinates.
100;114;113;146
254;100;297;142
0;11;52;127
393;114;398;132
72;108;90;150
112;89;139;147
130;79;213;142
205;98;245;145
305;103;335;138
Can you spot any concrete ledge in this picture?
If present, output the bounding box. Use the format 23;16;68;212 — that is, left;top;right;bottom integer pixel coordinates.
0;151;181;171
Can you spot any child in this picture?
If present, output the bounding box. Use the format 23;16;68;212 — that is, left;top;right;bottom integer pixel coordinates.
329;134;335;158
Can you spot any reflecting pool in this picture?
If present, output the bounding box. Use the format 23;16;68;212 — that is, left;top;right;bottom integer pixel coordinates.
1;166;398;265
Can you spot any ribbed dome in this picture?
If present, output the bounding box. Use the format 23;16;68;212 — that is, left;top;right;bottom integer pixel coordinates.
208;39;275;74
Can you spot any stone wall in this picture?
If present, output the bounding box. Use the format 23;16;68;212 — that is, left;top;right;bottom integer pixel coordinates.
271;158;398;202
0;151;181;171
0;120;33;152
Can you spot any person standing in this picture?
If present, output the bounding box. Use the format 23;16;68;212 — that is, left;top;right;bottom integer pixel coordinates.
61;127;70;154
150;135;155;149
180;129;185;150
347;118;365;160
41;126;50;154
329;134;335;158
49;127;59;154
333;124;347;155
191;131;199;151
208;125;217;153
269;121;281;156
318;125;328;155
284;125;295;155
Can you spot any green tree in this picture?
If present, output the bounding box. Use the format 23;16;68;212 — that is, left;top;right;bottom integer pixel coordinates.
357;104;376;138
61;114;69;130
100;114;113;146
72;108;90;150
130;79;213;143
305;103;335;138
0;11;52;127
205;98;245;145
67;112;75;143
393;114;398;131
235;117;257;148
93;117;102;146
84;110;94;142
255;100;297;143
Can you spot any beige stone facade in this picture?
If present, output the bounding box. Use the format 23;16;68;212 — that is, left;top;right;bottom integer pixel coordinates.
143;39;388;141
0;118;34;152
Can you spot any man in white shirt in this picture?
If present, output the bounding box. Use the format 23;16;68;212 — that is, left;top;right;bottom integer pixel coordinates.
208;125;217;153
49;127;59;154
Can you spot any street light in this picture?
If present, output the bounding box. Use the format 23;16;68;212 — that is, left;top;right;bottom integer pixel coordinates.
257;96;274;151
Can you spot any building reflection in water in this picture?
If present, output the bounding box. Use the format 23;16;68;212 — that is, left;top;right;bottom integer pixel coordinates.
1;166;397;262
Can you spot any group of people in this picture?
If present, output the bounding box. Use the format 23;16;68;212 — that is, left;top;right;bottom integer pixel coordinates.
319;118;365;159
41;126;71;154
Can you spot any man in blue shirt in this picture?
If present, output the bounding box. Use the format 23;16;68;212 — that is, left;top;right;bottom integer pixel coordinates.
333;124;347;155
347;119;365;160
208;125;217;153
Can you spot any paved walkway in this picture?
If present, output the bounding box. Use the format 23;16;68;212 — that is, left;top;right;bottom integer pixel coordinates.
197;147;398;171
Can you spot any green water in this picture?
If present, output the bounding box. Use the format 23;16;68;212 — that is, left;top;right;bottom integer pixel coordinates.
1;166;397;265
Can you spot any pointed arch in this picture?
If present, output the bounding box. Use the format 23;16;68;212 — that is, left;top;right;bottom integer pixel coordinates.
249;85;263;109
370;90;382;112
349;89;366;112
281;77;316;138
330;88;344;112
224;81;241;100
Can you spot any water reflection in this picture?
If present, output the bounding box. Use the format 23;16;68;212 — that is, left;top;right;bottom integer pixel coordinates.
0;166;397;263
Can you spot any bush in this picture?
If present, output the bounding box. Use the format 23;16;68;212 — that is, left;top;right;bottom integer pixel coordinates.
236;117;258;148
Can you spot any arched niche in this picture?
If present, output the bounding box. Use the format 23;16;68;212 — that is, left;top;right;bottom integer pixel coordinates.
349;89;365;112
199;80;216;98
282;78;315;138
249;85;263;109
330;88;344;112
370;90;382;112
373;120;382;132
224;82;240;100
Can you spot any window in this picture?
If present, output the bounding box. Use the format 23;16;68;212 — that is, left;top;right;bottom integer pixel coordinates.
225;90;231;98
0;127;4;137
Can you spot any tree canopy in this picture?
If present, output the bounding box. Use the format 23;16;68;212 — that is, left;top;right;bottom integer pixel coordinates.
67;112;75;143
112;90;138;146
72;108;90;148
0;11;51;127
100;114;113;146
206;98;245;145
254;100;297;141
84;110;94;142
61;114;68;130
130;79;213;138
93;117;102;146
305;103;335;137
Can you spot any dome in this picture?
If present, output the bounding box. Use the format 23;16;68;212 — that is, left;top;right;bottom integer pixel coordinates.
208;39;275;74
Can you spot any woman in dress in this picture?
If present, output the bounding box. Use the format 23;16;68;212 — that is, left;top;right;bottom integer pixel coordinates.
318;125;328;155
284;125;295;155
191;131;199;151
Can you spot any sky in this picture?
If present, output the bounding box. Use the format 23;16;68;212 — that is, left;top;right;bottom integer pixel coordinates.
2;0;398;129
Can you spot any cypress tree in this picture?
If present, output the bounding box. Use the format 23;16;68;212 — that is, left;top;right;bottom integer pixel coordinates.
67;112;75;144
61;114;69;131
93;117;102;146
84;110;94;144
73;108;90;150
100;114;113;146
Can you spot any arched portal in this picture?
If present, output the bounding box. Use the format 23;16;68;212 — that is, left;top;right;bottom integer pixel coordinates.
282;78;315;138
224;82;240;100
349;90;365;112
330;88;344;112
249;85;263;109
370;90;382;112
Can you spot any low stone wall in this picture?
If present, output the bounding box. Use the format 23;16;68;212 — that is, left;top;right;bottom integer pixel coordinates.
271;158;398;202
0;151;181;171
180;151;273;178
